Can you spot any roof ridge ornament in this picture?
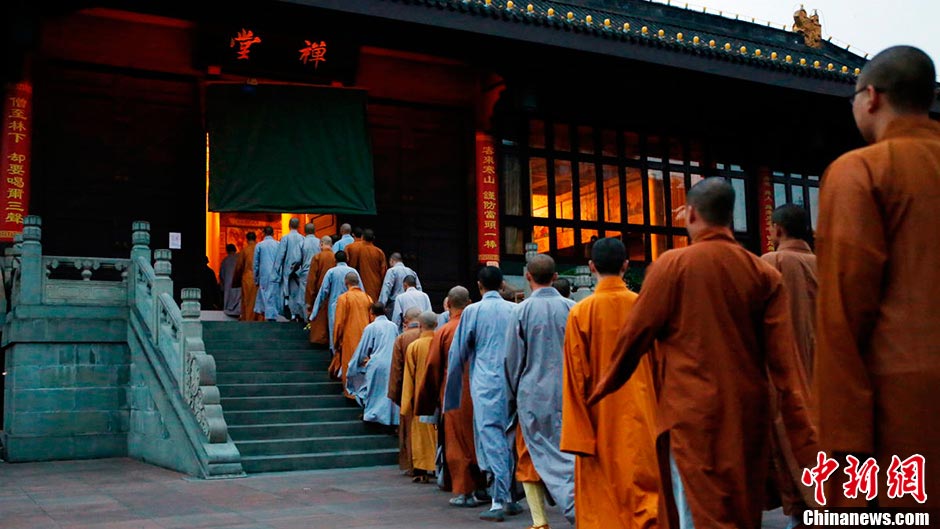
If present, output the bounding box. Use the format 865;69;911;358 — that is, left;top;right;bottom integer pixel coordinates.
793;5;822;48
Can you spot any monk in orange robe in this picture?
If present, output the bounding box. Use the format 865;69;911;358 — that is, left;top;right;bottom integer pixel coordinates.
333;272;373;398
232;231;263;321
401;311;438;481
349;229;387;302
589;179;817;529
760;203;818;522
416;286;484;507
305;236;334;345
390;307;423;474
561;238;660;529
815;46;939;516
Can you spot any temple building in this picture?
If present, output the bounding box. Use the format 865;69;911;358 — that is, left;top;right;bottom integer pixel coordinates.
4;0;935;305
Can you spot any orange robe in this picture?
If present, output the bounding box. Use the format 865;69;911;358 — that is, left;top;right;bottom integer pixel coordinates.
344;239;363;266
390;325;422;471
591;227;817;529
561;276;660;529
416;312;482;495
333;286;373;398
232;242;263;322
761;239;817;379
761;239;818;516
305;249;335;345
401;331;437;473
815;115;940;514
350;241;387;302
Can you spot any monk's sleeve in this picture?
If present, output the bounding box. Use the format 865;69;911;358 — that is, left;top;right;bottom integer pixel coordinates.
416;331;443;416
391;299;403;330
310;274;329;321
503;308;526;422
388;336;405;405
764;276;818;468
304;262;318;309
379;269;394;305
814;154;885;456
443;316;472;413
401;344;417;416
589;262;675;404
273;240;286;279
334;296;347;352
561;311;596;456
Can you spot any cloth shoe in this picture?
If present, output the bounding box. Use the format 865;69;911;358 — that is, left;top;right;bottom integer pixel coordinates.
504;502;523;516
479;508;505;522
449;494;482;507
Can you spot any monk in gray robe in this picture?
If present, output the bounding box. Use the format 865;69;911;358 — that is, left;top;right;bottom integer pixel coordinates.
275;217;305;321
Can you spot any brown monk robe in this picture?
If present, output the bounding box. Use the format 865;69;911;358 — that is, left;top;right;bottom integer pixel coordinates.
589;180;817;529
816;47;940;515
561;238;660;529
305;237;335;345
401;312;439;479
415;287;483;504
390;308;423;473
332;273;373;398
232;233;263;321
348;229;387;302
760;204;819;520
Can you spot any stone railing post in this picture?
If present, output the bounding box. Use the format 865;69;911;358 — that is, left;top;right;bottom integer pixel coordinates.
180;287;203;380
180;287;228;443
3;233;22;291
128;221;151;307
18;216;43;305
151;249;173;337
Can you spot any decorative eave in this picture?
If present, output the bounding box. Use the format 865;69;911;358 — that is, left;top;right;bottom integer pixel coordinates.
293;0;869;97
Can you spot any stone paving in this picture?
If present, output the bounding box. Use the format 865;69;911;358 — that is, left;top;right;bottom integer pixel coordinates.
0;458;790;528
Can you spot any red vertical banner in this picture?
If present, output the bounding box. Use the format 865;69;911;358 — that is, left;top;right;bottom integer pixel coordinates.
0;82;33;242
757;168;775;254
476;132;500;264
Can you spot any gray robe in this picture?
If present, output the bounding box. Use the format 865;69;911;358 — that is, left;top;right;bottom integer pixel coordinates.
219;253;241;317
252;236;280;320
445;290;516;504
297;234;321;319
275;229;305;318
310;263;362;348
378;262;422;306
346;315;401;426
391;287;432;331
505;287;576;523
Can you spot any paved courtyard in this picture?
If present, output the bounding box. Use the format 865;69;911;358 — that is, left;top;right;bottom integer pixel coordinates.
0;458;790;528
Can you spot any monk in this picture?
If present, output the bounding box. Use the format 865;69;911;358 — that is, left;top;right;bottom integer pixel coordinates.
760;204;818;526
275;217;305;321
816;45;940;516
401;311;439;483
297;223;321;320
252;226;281;321
346;302;400;426
333;223;355;253
348;229;387;302
506;254;576;526
416;286;485;508
233;231;263;321
379;253;422;308
561;238;659;529
305;236;334;345
761;204;817;378
445;266;522;522
332;272;373;397
310;250;361;352
588;179;817;529
390;307;423;475
392;275;431;331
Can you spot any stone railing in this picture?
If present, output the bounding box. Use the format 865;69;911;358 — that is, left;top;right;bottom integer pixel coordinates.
8;216;233;447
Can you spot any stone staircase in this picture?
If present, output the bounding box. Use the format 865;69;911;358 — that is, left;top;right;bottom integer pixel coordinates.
203;321;399;473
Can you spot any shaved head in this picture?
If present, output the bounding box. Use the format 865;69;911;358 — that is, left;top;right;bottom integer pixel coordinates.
687;177;735;227
404;307;422;323
418;311;438;331
246;231;256;241
390;252;402;264
447;286;471;310
371;302;385;316
320;235;333;247
478;266;503;292
289;218;300;230
772;204;811;242
859;46;936;114
591;238;627;275
340;223;352;235
363;229;375;242
403;275;417;288
344;271;359;286
526;254;556;286
305;223;316;235
335;250;347;263
553;278;571;298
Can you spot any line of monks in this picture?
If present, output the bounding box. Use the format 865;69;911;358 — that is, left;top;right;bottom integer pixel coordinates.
217;46;938;529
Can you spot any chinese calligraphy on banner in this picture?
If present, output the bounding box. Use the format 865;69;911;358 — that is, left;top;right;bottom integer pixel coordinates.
0;82;32;241
757;169;774;254
476;132;500;263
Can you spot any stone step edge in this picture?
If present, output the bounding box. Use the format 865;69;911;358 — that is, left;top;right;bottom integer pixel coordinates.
225;408;360;414
234;434;394;446
228;420;366;429
239;448;400;462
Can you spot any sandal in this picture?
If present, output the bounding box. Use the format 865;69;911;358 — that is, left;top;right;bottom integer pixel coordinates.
412;474;429;484
449;494;482;507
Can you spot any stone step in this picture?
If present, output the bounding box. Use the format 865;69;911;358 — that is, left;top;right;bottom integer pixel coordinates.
217;371;332;385
240;448;399;473
214;359;330;372
225;408;361;425
221;394;353;410
204;340;320;350
229;421;378;440
236;435;398;457
217;382;342;397
207;349;328;359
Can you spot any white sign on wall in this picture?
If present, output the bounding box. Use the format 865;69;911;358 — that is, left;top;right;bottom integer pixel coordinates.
169;232;182;250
